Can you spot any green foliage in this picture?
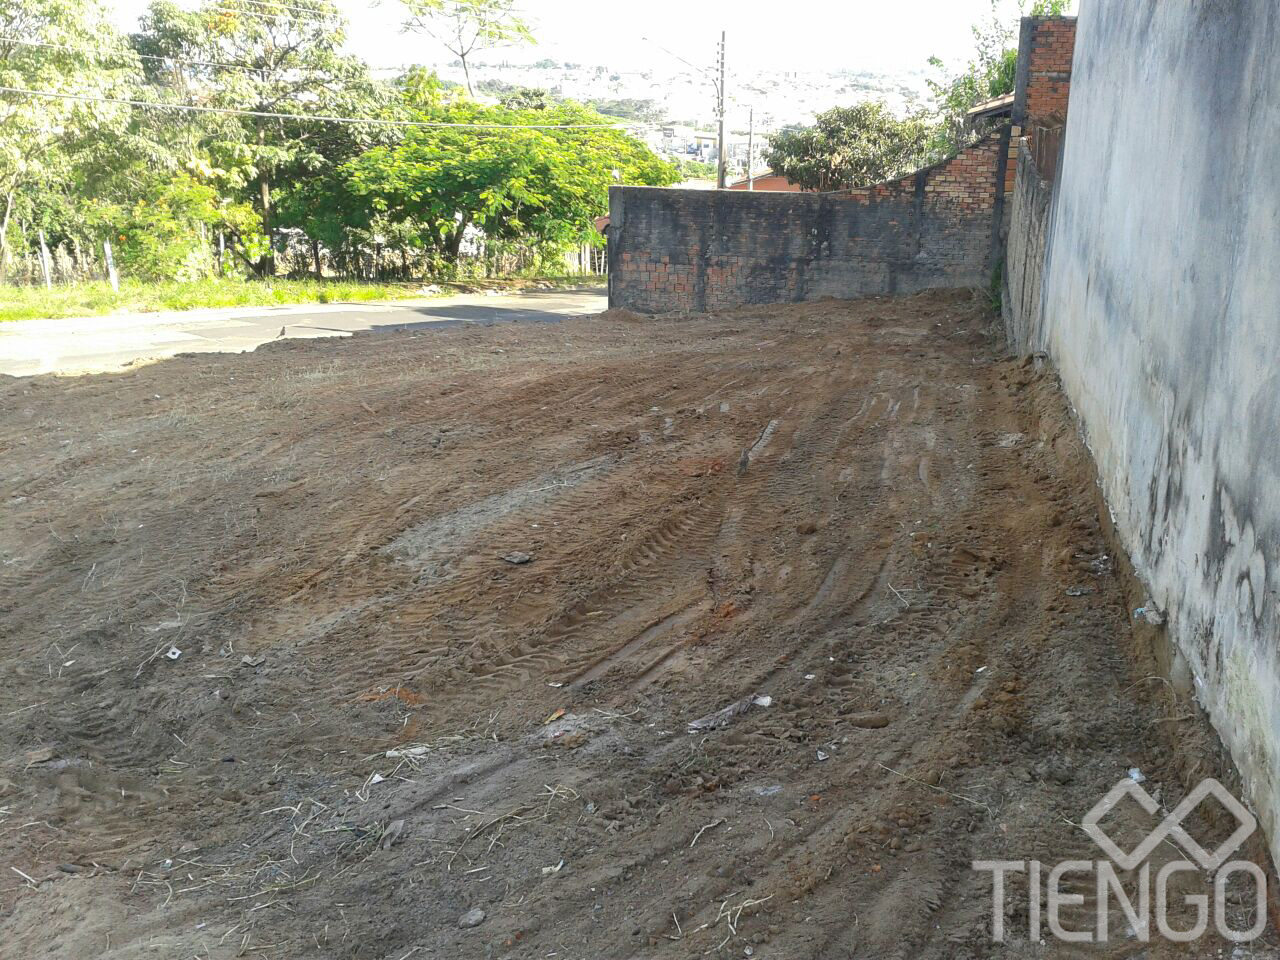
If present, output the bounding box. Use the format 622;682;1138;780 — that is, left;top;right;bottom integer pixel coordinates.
134;0;380;274
497;87;556;111
0;0;139;270
344;100;678;261
676;158;717;181
1;0;679;293
109;173;262;281
764;102;937;191
926;0;1073;153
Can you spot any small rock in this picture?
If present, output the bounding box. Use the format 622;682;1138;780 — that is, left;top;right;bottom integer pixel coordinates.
458;907;486;929
1048;764;1075;785
501;552;532;565
1133;604;1166;626
1065;586;1093;597
380;819;406;850
23;747;55;766
847;712;891;729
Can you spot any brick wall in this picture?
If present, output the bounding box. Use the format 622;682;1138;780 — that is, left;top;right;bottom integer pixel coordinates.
608;133;1008;314
1001;16;1076;238
1014;17;1076;127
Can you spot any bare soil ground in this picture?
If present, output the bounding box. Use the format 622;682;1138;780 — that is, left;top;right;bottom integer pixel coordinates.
0;291;1273;958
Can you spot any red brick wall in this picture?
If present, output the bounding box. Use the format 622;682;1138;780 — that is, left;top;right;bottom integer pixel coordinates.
1010;17;1076;189
849;134;1006;215
608;132;1008;314
1023;18;1076;123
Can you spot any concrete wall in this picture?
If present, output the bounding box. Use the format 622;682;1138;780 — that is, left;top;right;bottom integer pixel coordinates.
1039;0;1280;855
608;133;1008;313
1001;142;1053;354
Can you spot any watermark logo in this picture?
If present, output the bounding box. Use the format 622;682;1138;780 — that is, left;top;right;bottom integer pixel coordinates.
974;777;1267;943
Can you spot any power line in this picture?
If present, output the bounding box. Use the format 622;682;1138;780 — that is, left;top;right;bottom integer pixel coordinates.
0;36;260;73
0;84;656;130
2;35;424;77
639;35;715;85
204;0;487;26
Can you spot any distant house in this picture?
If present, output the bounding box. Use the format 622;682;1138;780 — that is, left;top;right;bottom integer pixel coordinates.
728;170;802;192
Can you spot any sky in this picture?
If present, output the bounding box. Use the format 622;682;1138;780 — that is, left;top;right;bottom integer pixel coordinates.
105;0;1045;76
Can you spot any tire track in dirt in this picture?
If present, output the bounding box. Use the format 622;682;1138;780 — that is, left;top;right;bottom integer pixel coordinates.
0;292;1266;959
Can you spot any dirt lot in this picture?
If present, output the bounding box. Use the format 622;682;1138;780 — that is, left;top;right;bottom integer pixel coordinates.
0;291;1273;958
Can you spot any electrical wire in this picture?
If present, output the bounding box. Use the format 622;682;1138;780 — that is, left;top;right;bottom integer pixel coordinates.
1;35;426;78
1;36;259;72
203;0;502;26
0;84;657;129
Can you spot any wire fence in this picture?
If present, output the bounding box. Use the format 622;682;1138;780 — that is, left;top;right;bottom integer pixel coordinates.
0;232;606;288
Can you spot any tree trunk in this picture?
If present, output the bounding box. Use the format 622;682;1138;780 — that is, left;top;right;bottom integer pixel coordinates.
257;119;275;277
443;215;470;264
38;229;52;289
461;55;473;96
0;190;12;279
312;237;323;279
259;175;274;277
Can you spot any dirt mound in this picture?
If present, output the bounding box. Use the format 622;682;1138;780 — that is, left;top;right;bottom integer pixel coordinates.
595;306;649;323
0;290;1269;957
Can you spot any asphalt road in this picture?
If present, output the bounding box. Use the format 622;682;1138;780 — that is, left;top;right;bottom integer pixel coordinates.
0;287;607;377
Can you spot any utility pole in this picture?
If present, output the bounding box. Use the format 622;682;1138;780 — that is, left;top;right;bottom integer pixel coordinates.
747;107;755;190
716;31;727;189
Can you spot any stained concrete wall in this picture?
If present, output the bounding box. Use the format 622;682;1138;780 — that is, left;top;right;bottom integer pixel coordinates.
1001;142;1053;354
1039;0;1280;854
607;133;1008;314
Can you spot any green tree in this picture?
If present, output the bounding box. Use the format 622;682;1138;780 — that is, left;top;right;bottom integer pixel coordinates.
106;172;263;281
764;103;935;191
397;0;533;97
0;0;138;275
135;0;378;275
344;99;676;266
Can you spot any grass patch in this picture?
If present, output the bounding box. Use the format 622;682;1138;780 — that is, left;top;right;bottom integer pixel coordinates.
0;275;605;323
